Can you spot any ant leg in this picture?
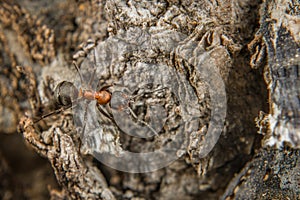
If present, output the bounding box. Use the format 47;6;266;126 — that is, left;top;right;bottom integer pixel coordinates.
73;61;84;86
80;100;90;137
73;60;96;91
126;86;170;136
87;49;98;89
99;84;113;91
126;106;159;136
88;67;96;89
33;104;72;123
98;105;117;123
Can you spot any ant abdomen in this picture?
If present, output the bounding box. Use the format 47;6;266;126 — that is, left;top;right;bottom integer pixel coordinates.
54;81;79;107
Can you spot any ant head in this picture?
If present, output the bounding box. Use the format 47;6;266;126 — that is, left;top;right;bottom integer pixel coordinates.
54;81;79;107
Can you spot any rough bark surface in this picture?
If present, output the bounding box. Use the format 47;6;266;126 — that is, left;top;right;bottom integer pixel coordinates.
249;0;300;148
0;0;298;199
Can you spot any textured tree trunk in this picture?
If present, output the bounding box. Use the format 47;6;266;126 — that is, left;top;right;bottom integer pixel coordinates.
223;0;300;199
0;0;299;199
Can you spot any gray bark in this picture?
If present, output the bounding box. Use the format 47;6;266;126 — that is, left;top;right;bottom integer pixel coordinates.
0;0;299;199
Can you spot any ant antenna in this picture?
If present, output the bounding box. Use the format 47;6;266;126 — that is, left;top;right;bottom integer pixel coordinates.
73;61;84;86
33;104;73;123
88;49;97;88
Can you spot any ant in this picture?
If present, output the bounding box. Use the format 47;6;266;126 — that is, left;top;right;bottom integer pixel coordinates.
34;60;164;137
34;60;112;123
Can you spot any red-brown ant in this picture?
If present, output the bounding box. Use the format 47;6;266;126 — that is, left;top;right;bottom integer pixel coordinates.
35;60;166;138
34;61;112;123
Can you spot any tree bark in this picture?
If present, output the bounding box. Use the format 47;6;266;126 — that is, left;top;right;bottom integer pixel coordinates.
0;0;299;199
